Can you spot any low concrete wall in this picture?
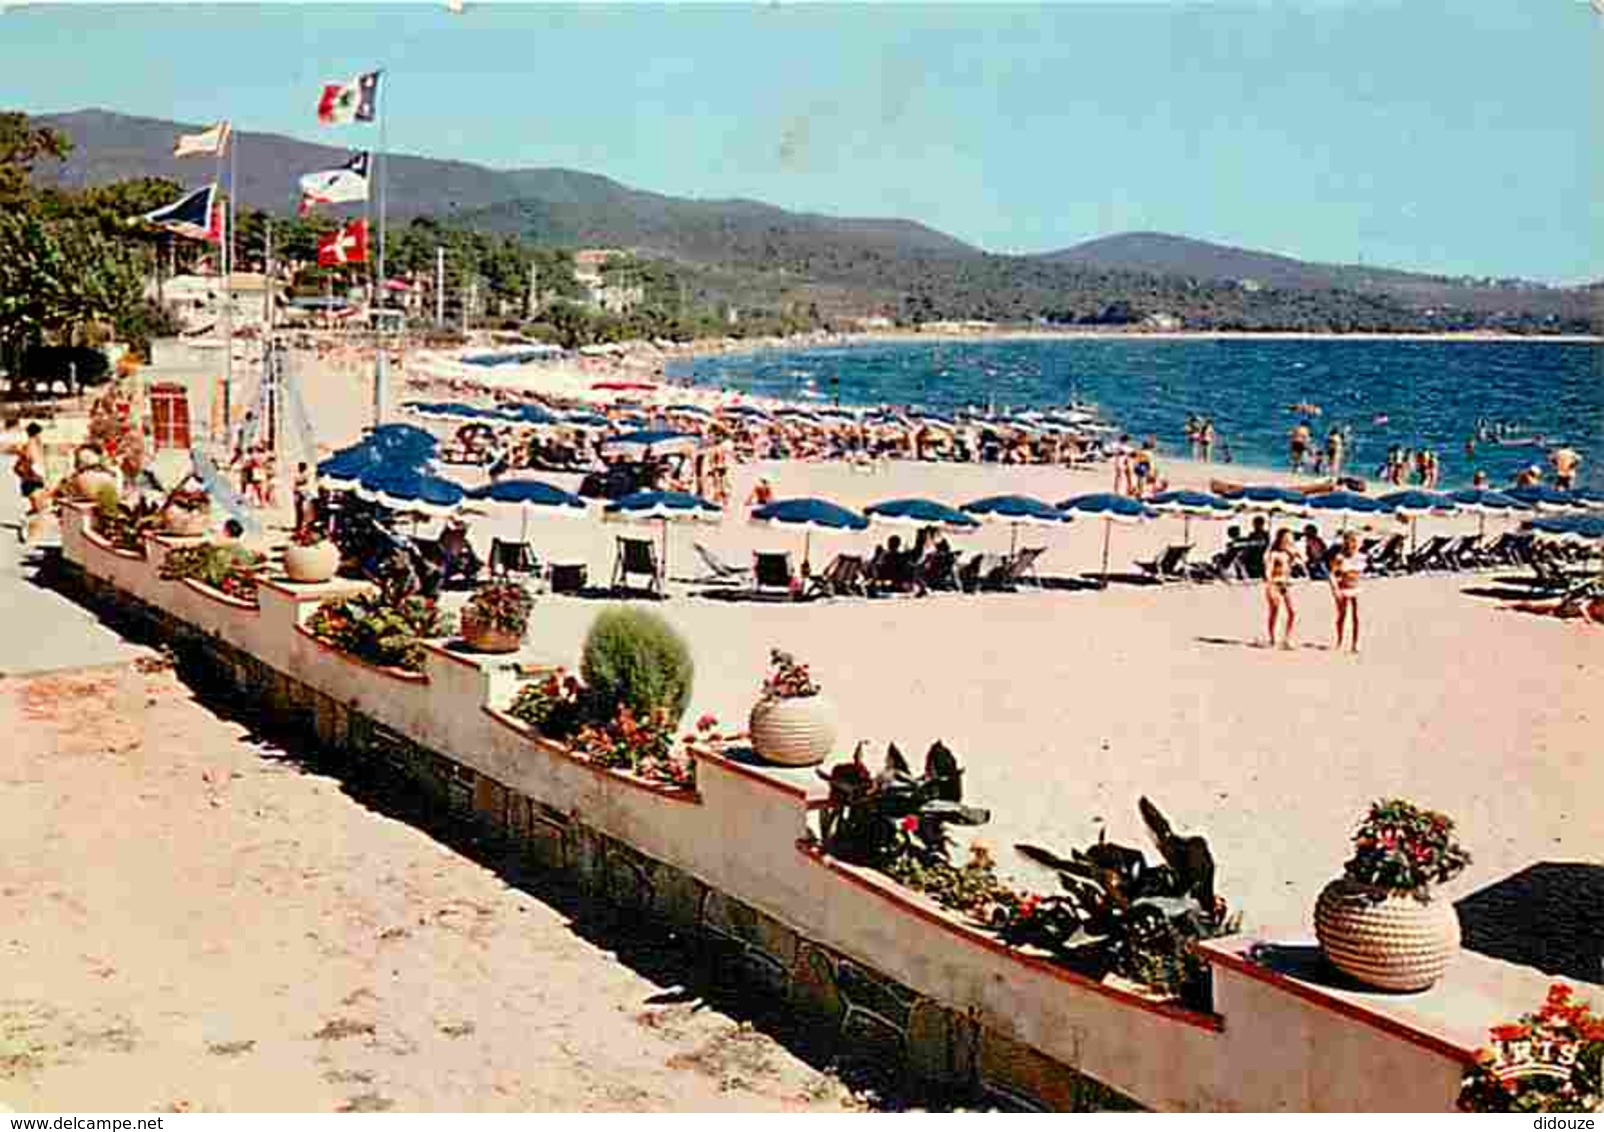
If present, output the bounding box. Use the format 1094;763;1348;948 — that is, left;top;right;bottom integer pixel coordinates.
58;500;1491;1111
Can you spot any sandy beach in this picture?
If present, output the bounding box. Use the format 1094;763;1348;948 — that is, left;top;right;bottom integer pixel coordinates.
3;339;1599;1112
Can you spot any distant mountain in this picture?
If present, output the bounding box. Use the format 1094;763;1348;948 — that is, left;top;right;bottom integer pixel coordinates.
24;109;1598;333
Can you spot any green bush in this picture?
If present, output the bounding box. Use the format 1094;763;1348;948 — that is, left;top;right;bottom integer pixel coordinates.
580;608;693;728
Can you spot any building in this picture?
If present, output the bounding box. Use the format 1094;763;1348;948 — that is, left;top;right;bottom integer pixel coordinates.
572;249;645;315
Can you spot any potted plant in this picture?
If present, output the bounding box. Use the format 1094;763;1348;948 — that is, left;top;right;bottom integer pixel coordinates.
459;580;534;653
1459;983;1604;1112
283;521;339;584
748;648;836;767
67;446;119;501
160;485;212;537
1314;798;1471;991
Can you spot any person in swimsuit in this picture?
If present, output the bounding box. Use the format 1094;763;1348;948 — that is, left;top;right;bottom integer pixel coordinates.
1329;530;1363;653
1289;421;1312;473
1263;528;1297;649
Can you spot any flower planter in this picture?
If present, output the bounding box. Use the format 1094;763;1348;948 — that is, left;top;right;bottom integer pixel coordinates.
68;468;119;502
1314;877;1460;992
283;540;339;584
749;693;836;767
161;505;211;537
459;608;524;654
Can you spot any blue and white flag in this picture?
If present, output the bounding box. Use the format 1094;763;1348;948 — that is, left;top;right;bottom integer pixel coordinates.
297;151;370;212
132;184;218;242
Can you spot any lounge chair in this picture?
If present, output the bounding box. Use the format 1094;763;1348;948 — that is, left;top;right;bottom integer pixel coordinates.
1365;534;1406;575
963;553;1015;592
808;554;868;598
1443;534;1483;571
489;537;538;580
1191;542;1247;583
612;536;663;596
693;541;751;585
1137;543;1193;583
753;551;798;595
1406;534;1454;573
1006;546;1048;588
1529;548;1575;591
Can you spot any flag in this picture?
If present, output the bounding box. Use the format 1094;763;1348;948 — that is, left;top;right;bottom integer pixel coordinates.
317;219;369;266
133;184;217;242
317;71;381;125
173;121;231;158
297;151;370;213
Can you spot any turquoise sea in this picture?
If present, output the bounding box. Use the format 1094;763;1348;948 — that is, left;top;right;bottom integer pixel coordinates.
670;337;1601;490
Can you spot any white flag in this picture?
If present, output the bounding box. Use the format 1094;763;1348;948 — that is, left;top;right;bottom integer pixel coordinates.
297;151;371;212
173;121;231;158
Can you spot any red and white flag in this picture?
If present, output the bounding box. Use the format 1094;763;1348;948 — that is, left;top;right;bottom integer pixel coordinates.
173;121;231;158
317;219;369;266
317;71;381;125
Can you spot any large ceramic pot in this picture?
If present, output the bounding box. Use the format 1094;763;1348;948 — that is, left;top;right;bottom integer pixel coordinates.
459;607;524;654
283;539;339;584
1314;877;1461;992
161;504;211;537
748;693;836;767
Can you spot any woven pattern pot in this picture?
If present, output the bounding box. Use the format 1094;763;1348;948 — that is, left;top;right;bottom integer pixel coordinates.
1314;877;1460;992
749;694;836;767
459;608;524;654
161;505;211;537
283;540;339;584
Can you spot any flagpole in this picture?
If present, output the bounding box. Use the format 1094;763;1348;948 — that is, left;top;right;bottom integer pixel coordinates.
222;132;236;450
373;74;389;426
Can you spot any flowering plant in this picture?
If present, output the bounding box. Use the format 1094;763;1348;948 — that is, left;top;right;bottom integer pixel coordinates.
158;543;263;605
165;486;211;513
1459;984;1604;1112
307;590;445;673
508;667;588;740
570;704;699;790
761;648;819;699
462;581;534;636
1341;798;1470;899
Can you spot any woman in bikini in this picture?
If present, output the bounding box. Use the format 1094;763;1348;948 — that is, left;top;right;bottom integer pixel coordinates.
1329;530;1363;653
1263;528;1297;649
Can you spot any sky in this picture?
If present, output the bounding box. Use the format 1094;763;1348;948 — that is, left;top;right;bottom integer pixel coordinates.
1;1;1600;282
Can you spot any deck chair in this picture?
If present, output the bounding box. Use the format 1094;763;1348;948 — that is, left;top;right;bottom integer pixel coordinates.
1406;534;1454;573
612;536;663;596
1191;542;1245;583
1137;543;1193;583
1006;546;1048;588
808;554;868;598
966;553;1014;592
1365;534;1406;575
753;551;797;595
1529;549;1574;591
1443;534;1483;571
489;537;538;580
693;541;751;585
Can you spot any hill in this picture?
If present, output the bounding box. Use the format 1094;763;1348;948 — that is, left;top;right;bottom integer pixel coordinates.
25;109;1599;333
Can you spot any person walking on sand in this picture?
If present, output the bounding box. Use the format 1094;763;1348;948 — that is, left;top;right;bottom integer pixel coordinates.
1329;530;1363;653
1263;529;1297;649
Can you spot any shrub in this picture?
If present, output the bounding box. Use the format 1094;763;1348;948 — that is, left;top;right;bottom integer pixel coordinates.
580;607;693;727
307;591;446;673
158;542;263;603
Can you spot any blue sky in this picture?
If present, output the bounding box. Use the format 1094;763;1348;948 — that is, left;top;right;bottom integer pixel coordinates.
2;2;1598;281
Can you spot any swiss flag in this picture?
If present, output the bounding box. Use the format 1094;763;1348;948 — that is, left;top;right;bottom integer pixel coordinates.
317;219;369;266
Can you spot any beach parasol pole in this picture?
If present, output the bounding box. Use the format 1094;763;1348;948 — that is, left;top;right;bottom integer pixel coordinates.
1100;518;1112;586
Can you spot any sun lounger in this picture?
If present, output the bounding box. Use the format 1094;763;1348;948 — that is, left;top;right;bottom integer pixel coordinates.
753;550;798;595
489;537;538;580
693;541;751;585
1137;543;1193;583
1365;534;1406;575
1406;534;1455;573
1006;545;1048;588
612;536;663;596
808;554;868;598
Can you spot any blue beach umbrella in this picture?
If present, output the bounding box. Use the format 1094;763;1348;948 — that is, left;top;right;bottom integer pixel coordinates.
721;404;771;421
1449;488;1532;537
864;498;982;531
1306;490;1391;526
605;490;723;581
1059;493;1154;586
1571;487;1604;510
466;478;588;543
750;497;869;567
1507;485;1583;513
563;410;612;430
317;444;388;491
665;403;714;421
961;494;1072;555
1229;484;1310;517
356;465;465;519
504;403;560;427
366;423;438;458
1378;490;1458;518
1147;489;1236;544
602;429;698;458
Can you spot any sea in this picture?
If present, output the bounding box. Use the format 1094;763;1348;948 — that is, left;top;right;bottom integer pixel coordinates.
668;336;1602;490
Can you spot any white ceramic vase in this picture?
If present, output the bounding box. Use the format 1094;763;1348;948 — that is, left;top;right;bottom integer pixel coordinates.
748;694;837;767
1314;877;1461;992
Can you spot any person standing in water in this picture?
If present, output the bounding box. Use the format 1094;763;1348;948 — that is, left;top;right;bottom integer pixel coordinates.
1326;427;1345;479
1550;445;1582;490
1289;420;1313;474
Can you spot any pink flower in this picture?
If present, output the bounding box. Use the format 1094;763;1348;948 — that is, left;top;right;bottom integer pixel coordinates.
899;815;919;834
696;713;718;732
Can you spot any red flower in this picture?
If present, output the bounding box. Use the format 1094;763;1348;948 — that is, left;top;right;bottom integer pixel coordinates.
695;713;718;732
1547;983;1574;1006
1489;1024;1529;1042
899;815;919;834
1016;894;1041;920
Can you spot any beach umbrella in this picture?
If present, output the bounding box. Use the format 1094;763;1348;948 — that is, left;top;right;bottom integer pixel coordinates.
1146;489;1235;543
1525;514;1604;546
1449;488;1533;538
1379;490;1458;554
505;403;561;427
356;465;465;519
750;497;868;568
1305;490;1390;529
466;478;588;543
366;423;438;457
1230;484;1310;518
563;410;612;430
1507;485;1583;513
1058;493;1153;586
864;498;982;531
1571;487;1604;510
601;429;699;458
960;494;1072;555
316;444;388;491
666;403;714;421
721;404;771;421
604;490;723;582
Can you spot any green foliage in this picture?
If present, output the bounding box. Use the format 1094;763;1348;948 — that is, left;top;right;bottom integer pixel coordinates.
158;542;263;604
507;667;588;740
307;591;447;673
0;208;148;358
0;111;71;207
579;607;693;727
462;580;533;635
91;489;159;554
